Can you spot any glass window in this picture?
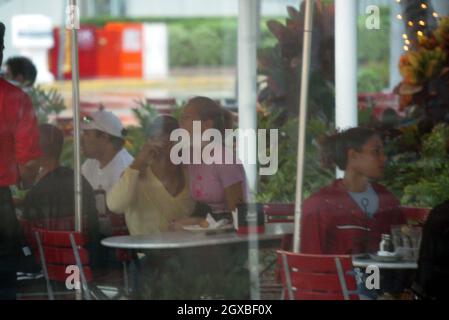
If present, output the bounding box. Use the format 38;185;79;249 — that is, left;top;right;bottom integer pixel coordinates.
2;0;449;302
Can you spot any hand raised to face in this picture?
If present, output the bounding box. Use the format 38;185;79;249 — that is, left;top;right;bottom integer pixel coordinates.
145;138;167;157
131;138;167;172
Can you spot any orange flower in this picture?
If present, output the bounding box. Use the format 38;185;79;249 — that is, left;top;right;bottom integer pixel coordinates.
418;35;438;50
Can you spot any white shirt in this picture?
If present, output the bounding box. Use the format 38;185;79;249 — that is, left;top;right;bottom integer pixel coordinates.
82;148;134;192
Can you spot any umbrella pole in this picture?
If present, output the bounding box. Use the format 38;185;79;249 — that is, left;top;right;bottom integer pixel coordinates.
293;0;314;253
69;0;82;233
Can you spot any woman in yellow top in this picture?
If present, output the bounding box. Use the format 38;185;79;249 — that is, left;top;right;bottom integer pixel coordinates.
106;115;195;235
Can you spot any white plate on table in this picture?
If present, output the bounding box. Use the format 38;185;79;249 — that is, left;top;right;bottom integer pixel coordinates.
182;224;234;233
368;253;402;262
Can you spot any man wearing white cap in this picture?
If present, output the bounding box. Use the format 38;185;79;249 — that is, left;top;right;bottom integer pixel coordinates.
81;109;133;270
81;109;134;196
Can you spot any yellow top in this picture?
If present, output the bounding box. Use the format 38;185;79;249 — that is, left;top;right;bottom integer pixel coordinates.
106;166;195;235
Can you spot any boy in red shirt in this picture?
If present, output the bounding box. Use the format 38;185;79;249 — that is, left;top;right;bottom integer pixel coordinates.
300;127;407;299
301;127;405;255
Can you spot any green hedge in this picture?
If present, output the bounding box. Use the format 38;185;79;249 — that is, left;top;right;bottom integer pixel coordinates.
168;18;278;68
81;16;278;68
168;20;237;67
82;11;390;83
357;6;391;92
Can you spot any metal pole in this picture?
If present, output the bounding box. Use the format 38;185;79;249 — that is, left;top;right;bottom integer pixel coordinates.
58;0;67;81
335;0;358;179
69;0;82;233
293;0;314;253
238;0;259;198
238;0;261;300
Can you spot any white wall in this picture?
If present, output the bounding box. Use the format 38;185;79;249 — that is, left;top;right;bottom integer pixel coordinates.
0;0;65;59
0;0;298;60
125;0;298;18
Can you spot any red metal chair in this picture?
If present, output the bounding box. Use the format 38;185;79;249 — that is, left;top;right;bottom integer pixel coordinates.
18;216;88;259
33;228;94;300
259;204;294;298
358;92;402;120
263;203;294;257
277;250;359;300
263;203;295;223
400;206;431;226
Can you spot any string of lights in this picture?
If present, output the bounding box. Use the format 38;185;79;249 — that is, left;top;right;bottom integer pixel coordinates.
396;0;440;51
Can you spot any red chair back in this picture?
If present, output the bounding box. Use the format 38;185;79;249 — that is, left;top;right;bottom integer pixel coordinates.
33;217;77;230
19;216;89;246
33;228;93;283
277;250;359;300
401;207;431;226
19;216;90;264
264;203;295;223
262;204;294;283
109;214;128;236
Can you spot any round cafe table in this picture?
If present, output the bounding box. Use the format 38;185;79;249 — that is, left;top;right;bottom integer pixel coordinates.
352;254;418;270
101;223;294;299
101;223;294;250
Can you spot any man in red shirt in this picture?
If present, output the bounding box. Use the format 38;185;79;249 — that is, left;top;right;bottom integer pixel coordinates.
0;22;42;300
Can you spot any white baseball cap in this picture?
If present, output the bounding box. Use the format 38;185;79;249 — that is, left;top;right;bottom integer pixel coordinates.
81;110;125;138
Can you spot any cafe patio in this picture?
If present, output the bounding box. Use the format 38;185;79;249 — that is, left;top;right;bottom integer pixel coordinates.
1;0;449;301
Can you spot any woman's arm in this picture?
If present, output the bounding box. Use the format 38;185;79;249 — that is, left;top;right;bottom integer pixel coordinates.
106;168;140;214
107;139;162;213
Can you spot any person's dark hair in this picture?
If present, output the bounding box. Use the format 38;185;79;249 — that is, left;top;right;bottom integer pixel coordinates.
0;22;5;68
0;22;5;46
5;56;37;86
186;96;235;134
147;115;179;138
39;124;64;160
319;127;379;170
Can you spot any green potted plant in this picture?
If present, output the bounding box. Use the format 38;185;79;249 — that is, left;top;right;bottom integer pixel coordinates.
382;124;449;224
257;0;335;125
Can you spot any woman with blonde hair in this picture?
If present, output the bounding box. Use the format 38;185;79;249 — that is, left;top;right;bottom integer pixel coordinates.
107;115;195;235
